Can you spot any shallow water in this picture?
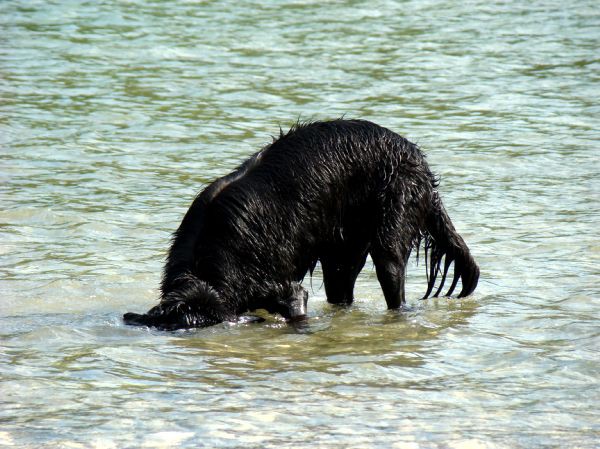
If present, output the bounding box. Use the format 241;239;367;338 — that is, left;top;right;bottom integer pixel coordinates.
1;0;599;448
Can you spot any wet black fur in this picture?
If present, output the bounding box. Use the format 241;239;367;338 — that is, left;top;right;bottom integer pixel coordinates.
124;119;479;330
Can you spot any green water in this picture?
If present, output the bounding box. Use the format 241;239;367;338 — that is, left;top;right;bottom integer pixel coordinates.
1;1;599;448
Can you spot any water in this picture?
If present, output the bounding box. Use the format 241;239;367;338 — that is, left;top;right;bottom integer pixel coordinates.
1;0;598;447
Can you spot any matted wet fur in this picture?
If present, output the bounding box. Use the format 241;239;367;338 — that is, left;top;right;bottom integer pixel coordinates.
124;119;479;330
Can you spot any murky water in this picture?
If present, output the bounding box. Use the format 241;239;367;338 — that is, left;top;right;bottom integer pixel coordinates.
1;1;599;447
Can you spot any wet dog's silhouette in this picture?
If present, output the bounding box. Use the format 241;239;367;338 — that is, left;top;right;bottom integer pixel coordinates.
124;120;479;329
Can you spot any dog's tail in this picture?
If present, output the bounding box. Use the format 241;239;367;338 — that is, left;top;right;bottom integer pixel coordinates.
123;276;232;330
420;191;479;299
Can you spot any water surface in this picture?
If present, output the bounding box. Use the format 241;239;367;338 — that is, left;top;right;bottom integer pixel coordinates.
1;1;599;448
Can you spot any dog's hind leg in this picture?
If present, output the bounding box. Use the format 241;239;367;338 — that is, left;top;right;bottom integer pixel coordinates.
370;247;408;309
321;244;369;306
370;218;415;309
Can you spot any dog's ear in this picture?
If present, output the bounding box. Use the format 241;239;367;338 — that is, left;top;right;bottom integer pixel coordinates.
123;312;155;327
124;279;231;330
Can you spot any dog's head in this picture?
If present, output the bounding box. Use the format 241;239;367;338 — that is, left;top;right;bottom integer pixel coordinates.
272;282;308;320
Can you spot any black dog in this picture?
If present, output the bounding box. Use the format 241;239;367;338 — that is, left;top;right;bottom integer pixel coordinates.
124;119;479;330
